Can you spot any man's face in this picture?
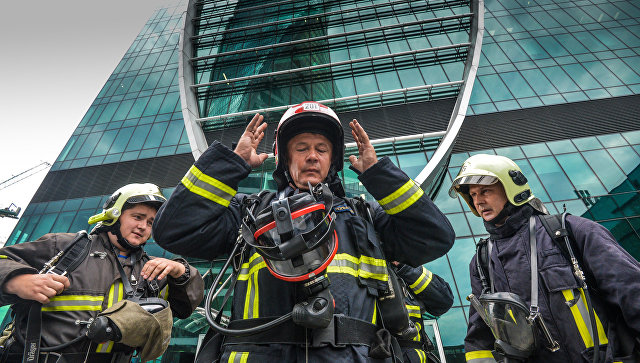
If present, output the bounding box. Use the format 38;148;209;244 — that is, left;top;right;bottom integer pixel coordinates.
112;203;157;247
286;133;333;190
468;183;509;222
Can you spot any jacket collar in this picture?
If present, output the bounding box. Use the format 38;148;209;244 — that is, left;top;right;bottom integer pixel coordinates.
484;204;534;239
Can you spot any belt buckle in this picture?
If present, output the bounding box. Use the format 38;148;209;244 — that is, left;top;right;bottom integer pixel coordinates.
310;316;344;348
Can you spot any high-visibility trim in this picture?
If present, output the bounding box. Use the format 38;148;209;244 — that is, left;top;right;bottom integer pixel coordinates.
327;253;388;281
159;284;169;300
406;304;422;319
0;255;7;259
238;253;266;281
182;165;236;207
465;350;496;362
562;288;608;348
42;295;104;312
228;351;249;363
416;349;426;363
372;300;377;325
378;180;424;215
97;281;124;353
409;267;433;294
413;321;423;342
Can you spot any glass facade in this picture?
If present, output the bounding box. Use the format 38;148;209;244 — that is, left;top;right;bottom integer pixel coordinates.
191;0;473;129
5;0;640;362
51;2;191;172
468;0;640;114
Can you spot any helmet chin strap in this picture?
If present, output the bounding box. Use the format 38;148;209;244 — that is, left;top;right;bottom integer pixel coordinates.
110;221;144;252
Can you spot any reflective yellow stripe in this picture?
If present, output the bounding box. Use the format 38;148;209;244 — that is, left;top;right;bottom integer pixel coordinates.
327;253;388;281
0;255;7;259
410;267;433;294
159;284;169;300
182;165;236;207
238;254;266;281
97;281;124;353
372;300;377;324
465;350;495;362
561;288;608;348
240;254;262;319
229;351;249;363
42;295;104;311
406;304;422;318
413;321;422;341
378;180;424;215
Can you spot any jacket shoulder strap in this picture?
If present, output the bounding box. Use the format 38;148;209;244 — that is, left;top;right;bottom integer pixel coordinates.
538;214;576;263
475;238;491;293
47;231;92;276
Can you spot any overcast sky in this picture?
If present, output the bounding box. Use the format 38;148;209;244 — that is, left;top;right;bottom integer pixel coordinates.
0;1;164;243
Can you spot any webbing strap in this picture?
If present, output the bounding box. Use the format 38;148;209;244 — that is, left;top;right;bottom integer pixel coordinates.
22;231;91;363
223;314;378;347
529;216;539;313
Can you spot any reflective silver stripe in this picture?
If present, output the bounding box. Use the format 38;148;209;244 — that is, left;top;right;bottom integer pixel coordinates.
562;288;608;348
410;267;433;294
239;253;264;319
378;180;424;215
465;350;496;362
406;304;422;318
228;351;249;363
182;165;236;207
327;253;388;281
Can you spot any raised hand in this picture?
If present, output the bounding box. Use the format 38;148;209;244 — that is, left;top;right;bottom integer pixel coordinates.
141;258;187;280
234;113;269;168
4;273;70;304
348;119;378;173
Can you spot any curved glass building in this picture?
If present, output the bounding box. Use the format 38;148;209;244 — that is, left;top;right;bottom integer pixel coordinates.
5;0;640;361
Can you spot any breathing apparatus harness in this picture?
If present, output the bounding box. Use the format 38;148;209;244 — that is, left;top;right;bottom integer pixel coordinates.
11;231;168;363
204;182;338;337
470;213;602;363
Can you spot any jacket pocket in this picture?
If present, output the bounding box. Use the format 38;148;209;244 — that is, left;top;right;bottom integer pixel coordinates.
538;263;578;293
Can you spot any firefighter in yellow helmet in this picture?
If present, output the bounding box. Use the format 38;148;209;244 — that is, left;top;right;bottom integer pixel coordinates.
451;154;640;363
0;183;203;363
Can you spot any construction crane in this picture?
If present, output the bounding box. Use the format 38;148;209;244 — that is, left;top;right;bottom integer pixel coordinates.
0;161;51;219
0;161;51;191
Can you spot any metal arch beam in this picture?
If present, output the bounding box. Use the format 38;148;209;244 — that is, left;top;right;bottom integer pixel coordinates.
414;0;485;188
178;0;209;160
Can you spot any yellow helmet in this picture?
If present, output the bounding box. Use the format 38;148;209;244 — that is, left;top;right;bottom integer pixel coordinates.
448;154;533;216
88;183;166;226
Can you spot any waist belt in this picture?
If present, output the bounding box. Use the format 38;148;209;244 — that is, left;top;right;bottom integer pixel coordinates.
224;314;378;348
397;339;426;349
3;351;132;363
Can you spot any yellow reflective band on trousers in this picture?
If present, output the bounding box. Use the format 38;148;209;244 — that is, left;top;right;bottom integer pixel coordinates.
327;253;388;281
181;165;236;207
41;295;104;312
415;349;427;363
377;180;424;215
465;350;496;362
238;253;265;319
96;281;124;353
409;267;433;294
228;351;249;363
561;288;608;348
413;322;423;342
159;284;169;300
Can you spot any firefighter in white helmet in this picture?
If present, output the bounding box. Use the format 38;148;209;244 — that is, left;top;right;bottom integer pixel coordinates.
153;101;454;362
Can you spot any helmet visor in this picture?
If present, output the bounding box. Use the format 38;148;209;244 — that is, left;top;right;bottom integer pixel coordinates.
449;175;499;198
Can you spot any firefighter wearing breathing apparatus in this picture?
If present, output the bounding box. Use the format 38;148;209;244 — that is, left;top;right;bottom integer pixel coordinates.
152;101;455;362
450;154;640;363
0;183;204;363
